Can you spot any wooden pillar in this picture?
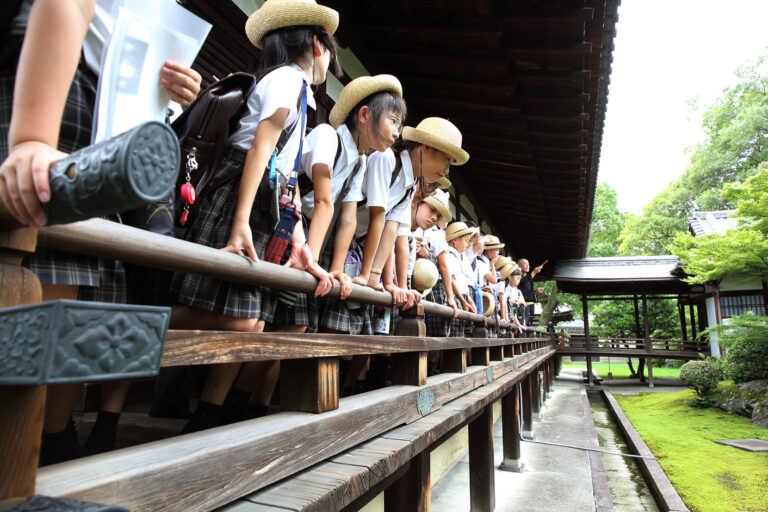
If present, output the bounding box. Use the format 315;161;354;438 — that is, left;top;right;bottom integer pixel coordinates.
281;357;339;413
391;304;428;386
385;450;430;512
543;363;550;397
468;404;495;512
531;369;541;416
521;377;532;437
689;303;697;340
582;294;592;386
0;223;44;500
642;293;654;389
499;388;523;472
678;303;688;340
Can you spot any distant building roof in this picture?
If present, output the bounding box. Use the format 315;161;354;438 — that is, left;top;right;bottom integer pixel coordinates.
688;210;738;237
552;256;697;295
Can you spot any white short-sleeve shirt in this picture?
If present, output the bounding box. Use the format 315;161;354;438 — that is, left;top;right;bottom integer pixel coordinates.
476;256;492;287
350;148;415;238
446;246;469;296
300;124;365;218
228;65;316;179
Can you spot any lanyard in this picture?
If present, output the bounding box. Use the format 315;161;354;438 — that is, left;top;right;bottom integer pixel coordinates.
286;80;308;200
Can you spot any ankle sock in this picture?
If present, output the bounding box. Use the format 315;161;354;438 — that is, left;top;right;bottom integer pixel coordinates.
84;411;120;456
181;400;222;434
220;387;252;425
39;418;81;467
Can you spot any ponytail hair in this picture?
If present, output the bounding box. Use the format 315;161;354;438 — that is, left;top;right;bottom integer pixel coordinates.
260;25;342;77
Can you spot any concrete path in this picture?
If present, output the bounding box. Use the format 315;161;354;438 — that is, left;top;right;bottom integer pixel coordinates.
431;369;597;511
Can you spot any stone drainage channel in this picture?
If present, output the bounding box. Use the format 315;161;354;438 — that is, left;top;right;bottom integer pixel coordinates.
585;391;660;511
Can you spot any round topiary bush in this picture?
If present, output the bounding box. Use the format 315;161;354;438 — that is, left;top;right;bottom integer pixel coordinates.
680;359;723;397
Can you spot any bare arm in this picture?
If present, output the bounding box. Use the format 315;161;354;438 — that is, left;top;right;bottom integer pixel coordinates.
394;235;409;288
224;110;287;261
354;206;386;286
0;0;95;226
367;219;399;288
305;163;333;261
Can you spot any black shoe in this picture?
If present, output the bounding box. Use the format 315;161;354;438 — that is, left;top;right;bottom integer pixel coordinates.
181;401;222;434
219;387;252;425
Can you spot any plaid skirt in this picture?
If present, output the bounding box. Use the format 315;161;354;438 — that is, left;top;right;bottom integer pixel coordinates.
2;57;125;299
170;148;273;318
424;280;449;337
316;238;372;334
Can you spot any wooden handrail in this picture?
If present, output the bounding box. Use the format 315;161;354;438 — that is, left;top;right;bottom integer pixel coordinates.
39;218;523;329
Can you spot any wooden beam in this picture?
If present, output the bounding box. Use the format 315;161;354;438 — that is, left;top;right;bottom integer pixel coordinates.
499;387;522;472
384;451;430;512
281;358;339;413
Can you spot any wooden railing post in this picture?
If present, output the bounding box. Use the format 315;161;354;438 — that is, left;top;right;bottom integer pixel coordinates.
531;369;541;418
384;450;430;512
281;357;339;413
0;222;43;501
499;387;523;472
441;348;467;374
391;304;428;386
468;404;495;512
470;325;490;367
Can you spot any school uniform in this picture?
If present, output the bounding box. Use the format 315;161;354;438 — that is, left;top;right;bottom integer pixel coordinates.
419;227;453;336
2;1;127;302
445;246;472;337
171;64;314;318
298;123;368;333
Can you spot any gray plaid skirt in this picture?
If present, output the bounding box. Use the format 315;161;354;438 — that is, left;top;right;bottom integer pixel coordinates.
171;148;275;318
2;57;125;301
316;238;372;334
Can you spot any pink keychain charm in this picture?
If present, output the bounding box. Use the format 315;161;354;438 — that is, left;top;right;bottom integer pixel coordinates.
181;183;196;205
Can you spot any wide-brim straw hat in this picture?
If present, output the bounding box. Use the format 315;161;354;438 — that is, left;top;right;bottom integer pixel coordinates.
484;235;505;250
500;262;520;281
329;74;403;128
246;0;339;49
481;291;495;316
445;221;474;242
422;189;452;223
402;117;469;165
494;256;512;271
412;258;439;292
437;176;452;189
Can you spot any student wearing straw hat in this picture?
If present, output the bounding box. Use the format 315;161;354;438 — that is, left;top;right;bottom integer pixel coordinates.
499;263;525;333
170;0;342;432
349;117;469;301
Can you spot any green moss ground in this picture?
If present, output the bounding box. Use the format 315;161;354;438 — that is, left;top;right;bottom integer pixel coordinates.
615;389;768;512
562;361;681;379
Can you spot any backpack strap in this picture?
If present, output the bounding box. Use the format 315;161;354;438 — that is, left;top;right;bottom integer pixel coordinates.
297;131;343;197
318;151;364;254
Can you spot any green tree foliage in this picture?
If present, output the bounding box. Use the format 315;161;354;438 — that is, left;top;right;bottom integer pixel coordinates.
590;298;681;340
619;53;768;256
672;165;768;284
703;313;768;383
589;183;627;257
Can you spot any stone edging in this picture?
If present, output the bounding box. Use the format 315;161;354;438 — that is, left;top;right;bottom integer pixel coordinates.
601;391;689;512
582;392;614;512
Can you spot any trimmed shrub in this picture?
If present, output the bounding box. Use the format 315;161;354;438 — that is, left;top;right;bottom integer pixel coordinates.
680;359;723;398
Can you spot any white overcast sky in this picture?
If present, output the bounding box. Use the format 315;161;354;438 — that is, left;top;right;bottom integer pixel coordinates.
598;0;768;214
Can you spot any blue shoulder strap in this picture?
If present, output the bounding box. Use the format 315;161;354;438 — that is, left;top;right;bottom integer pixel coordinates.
286;80;308;199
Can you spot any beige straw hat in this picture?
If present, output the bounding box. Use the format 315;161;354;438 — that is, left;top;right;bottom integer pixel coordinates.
500;262;520;281
245;0;339;49
402;117;469;165
481;291;495;316
445;221;474;242
329;74;403;128
422;189;452;224
483;235;505;250
494;256;512;271
412;258;439;292
437;176;452;189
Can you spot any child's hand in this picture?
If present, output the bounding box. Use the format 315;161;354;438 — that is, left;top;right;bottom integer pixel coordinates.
284;243;333;296
160;61;202;107
223;219;258;262
330;270;353;299
447;296;460;318
351;274;368;287
0;141;66;226
384;283;408;308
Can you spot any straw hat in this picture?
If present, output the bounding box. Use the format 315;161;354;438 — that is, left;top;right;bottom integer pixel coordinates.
494;256;512;271
412;258;439;292
329;74;403;128
437;176;452;189
445;221;474;242
500;262;520;281
246;0;339;49
483;235;505;250
481;291;495;316
402;118;469;165
422;189;452;224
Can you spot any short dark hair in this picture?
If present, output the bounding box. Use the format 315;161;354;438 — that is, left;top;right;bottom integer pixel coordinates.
511;269;522;277
260;25;342;77
345;90;407;141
